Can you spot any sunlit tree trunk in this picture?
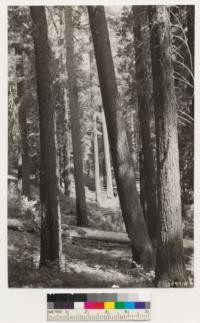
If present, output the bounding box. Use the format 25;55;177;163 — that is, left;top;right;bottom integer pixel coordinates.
62;88;71;196
101;110;114;199
15;45;30;198
149;6;187;286
64;6;88;226
88;6;154;270
93;114;101;203
30;6;62;267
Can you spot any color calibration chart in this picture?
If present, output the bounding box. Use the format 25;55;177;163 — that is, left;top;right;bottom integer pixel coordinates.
47;293;151;321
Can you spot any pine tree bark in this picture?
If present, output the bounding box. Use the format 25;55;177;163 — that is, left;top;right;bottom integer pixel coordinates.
64;7;88;226
133;6;157;240
149;6;187;286
88;6;154;270
93;114;101;203
30;6;62;267
101;110;114;199
15;45;30;199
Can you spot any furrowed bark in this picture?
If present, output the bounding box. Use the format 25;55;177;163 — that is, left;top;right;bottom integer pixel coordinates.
133;6;157;240
30;6;62;267
149;6;187;286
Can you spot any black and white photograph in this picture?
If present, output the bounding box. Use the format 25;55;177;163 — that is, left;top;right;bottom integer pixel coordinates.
7;5;194;289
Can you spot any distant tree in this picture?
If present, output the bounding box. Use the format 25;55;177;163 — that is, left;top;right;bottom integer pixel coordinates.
8;6;41;186
30;6;62;267
15;44;30;198
62;89;71;196
133;6;157;240
88;6;154;270
149;6;187;286
110;7;140;175
48;8;72;196
64;6;88;226
101;109;114;199
93;113;101;203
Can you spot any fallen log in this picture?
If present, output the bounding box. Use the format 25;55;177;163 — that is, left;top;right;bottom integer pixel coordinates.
62;224;130;245
8;218;130;244
8;219;193;250
8;218;36;233
8;218;24;231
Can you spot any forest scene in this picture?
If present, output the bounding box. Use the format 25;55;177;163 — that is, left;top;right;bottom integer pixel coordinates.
8;5;194;288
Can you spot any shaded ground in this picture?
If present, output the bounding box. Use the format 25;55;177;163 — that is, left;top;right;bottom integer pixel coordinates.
8;182;194;288
8;229;155;288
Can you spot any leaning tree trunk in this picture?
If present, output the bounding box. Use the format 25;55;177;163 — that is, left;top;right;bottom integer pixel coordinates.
133;6;157;240
15;45;30;199
149;6;187;286
30;6;62;267
101;110;114;199
88;6;154;270
64;6;88;226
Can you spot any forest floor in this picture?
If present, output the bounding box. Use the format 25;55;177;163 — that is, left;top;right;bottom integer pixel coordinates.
8;179;194;288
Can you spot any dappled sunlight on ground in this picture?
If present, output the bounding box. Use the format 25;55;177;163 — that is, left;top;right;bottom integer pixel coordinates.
8;183;194;288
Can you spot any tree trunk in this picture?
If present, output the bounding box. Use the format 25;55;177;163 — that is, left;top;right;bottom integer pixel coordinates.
101;110;114;199
149;6;187;286
64;6;88;226
139;150;146;216
93;114;101;203
88;6;154;270
15;45;30;199
30;6;62;267
89;37;101;202
133;6;157;240
63;88;71;196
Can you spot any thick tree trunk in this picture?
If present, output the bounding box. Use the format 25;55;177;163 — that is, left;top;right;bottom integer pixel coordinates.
15;45;30;199
30;6;62;267
133;6;157;240
101;110;114;199
64;7;88;226
93;114;101;203
88;6;154;270
149;6;187;286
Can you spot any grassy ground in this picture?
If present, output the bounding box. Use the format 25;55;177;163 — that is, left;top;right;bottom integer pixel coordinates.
8;182;194;288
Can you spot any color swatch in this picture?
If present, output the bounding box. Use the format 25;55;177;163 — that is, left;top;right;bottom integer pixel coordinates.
47;293;150;310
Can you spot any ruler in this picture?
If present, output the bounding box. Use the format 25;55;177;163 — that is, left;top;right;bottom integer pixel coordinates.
47;293;151;321
47;309;150;321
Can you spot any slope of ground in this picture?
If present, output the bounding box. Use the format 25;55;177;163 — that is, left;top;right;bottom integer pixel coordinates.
8;181;194;288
